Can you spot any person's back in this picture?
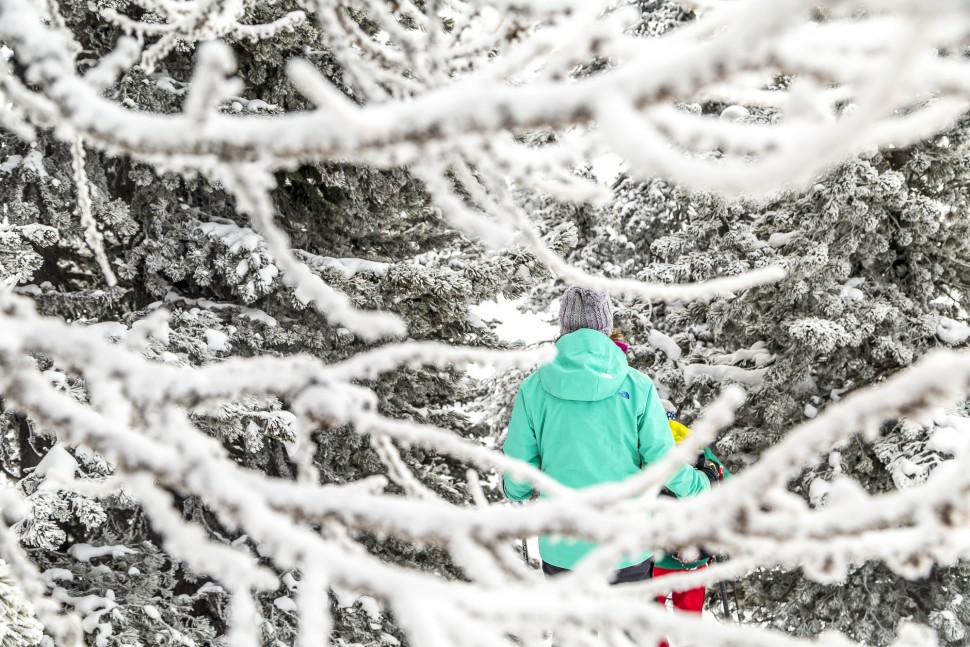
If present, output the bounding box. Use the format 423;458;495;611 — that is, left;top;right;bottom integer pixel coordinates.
502;287;710;577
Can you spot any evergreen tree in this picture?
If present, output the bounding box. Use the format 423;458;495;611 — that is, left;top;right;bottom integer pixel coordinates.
0;2;556;644
509;116;970;646
0;558;43;647
3;1;970;647
479;5;970;641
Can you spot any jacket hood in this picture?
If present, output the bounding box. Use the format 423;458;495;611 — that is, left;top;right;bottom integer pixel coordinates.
537;329;628;401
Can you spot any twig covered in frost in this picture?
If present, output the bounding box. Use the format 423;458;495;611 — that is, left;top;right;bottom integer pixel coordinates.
5;0;970;332
5;0;970;192
370;435;441;500
437;158;788;300
70;138;117;287
218;165;408;339
328;340;556;381
5;1;970;646
101;0;306;72
0;293;968;647
182;42;243;125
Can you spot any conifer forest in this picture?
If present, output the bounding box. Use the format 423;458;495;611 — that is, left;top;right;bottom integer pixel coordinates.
2;1;970;646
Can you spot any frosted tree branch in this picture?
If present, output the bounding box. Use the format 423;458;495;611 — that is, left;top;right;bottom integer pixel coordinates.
3;0;969;327
70;137;118;287
217;165;408;339
0;293;967;646
3;1;970;646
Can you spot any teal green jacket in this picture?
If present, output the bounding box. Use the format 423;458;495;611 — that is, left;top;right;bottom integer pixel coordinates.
502;329;710;569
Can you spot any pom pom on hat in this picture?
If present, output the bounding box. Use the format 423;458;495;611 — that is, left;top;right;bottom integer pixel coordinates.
559;287;613;336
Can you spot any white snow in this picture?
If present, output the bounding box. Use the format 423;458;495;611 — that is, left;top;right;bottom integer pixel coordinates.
929;426;969;456
647;329;682;361
21;150;46;177
246;99;277;112
205;329;229;352
767;231;798;248
86;321;129;340
196;582;226;596
590;152;625;186
470;295;558;344
273;597;297;613
258;264;280;286
156;78;179;94
331;584;358;609
67;544;139;562
281;571;299;591
809;478;830;505
713;341;773;367
841;277;866;302
466;295;557;379
0;154;23;173
53;587;116;617
683;364;767;387
131;316;171;345
304;254;391;278
40;568;74;586
937;317;970;345
80;606;111;632
33;444;78;483
16;283;43;296
199;220;262;253
719;105;750;122
144;605;161;620
828;451;844;474
358;595;381;620
164;293;279;327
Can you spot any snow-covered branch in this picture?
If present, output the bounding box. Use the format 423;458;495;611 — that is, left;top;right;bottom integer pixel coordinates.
4;0;969;182
2;0;970;328
3;1;970;645
0;290;968;646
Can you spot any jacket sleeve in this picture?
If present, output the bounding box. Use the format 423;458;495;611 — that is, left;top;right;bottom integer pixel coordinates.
637;376;710;497
502;389;539;501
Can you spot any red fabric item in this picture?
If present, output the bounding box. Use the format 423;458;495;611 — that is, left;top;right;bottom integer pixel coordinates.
654;564;706;647
613;340;629;353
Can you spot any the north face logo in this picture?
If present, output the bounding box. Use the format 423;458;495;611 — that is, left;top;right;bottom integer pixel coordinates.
617;391;630;399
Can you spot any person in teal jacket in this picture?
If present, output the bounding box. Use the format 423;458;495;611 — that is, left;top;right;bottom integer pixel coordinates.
502;287;714;583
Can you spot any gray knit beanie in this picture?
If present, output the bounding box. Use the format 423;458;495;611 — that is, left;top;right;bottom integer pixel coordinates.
559;286;613;336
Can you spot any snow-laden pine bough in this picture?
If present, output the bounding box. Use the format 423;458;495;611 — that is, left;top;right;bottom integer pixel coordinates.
6;0;970;335
0;293;968;647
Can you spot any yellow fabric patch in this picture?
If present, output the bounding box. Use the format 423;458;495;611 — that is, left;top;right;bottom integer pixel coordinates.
669;420;692;444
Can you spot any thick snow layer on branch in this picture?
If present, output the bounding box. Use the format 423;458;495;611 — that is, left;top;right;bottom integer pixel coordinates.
938;317;970;345
65;544;139;562
0;292;968;647
12;0;969;324
647;329;682;361
1;0;969;295
4;1;970;645
684;363;768;387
